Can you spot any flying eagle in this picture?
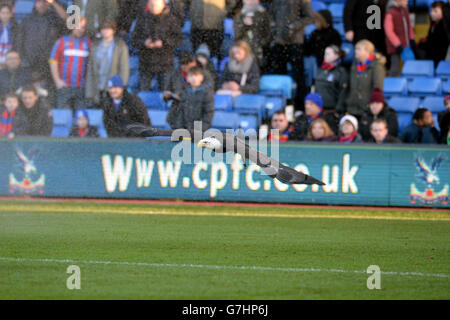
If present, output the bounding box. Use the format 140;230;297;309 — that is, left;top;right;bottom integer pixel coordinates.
122;121;325;186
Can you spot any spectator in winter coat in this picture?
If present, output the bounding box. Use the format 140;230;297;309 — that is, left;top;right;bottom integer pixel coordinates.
69;109;100;138
268;109;294;142
13;85;53;137
338;114;363;144
0;50;31;97
314;45;348;113
368;119;402;144
218;40;260;97
131;0;182;91
359;88;399;142
101;75;151;138
195;44;219;90
85;20;130;105
0;3;18;68
305;10;342;67
384;0;416;76
167;66;214;131
346;40;386;118
305;118;338;142
437;94;450;144
0;92;20;138
234;0;271;68
418;1;450;67
399;108;440;144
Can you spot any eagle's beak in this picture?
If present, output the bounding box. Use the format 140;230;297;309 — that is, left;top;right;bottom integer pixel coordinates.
197;140;206;148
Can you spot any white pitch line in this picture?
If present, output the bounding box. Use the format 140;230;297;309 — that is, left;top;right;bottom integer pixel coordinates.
0;257;448;279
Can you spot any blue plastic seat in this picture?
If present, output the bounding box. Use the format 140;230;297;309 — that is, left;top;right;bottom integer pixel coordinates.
407;77;442;97
127;73;139;91
148;110;170;130
259;75;294;100
401;60;435;78
305;24;317;40
233;94;266;117
224;18;234;40
85;109;107;138
182;19;191;36
14;0;34;23
328;3;344;22
311;1;327;11
383;77;408;97
388;96;421;113
138;91;166;109
341;42;354;64
263;96;285;119
211;111;239;131
422;96;446;113
436;61;450;80
129;56;139;72
443;81;450;94
238;114;259;136
397;113;413;132
51;109;73;138
333;23;345;39
214;94;233;111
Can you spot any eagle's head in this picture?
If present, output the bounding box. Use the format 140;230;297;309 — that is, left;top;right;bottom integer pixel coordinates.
197;136;222;151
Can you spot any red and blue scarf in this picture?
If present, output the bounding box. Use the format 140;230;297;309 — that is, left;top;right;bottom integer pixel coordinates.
357;54;375;74
0;109;15;136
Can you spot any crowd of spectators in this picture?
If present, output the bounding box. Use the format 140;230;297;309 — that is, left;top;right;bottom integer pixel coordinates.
0;0;448;146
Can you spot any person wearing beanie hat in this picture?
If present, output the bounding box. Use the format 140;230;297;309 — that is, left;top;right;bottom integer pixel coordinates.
338;114;362;143
359;87;399;142
305;10;342;67
69;109;100;138
437;94;450;144
291;92;340;140
101;75;151;137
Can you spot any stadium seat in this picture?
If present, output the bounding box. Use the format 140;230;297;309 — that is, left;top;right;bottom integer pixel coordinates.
397;113;413;132
237;114;259;136
263;96;285;119
233;94;266;117
14;0;34;23
148;110;170;130
305;24;317;40
51;109;72;138
333;23;345;40
224;18;234;40
311;1;327;11
182;19;191;36
436;61;450;81
328;3;344;23
138;91;166;109
383;77;408;97
129;56;139;72
304;56;318;88
259;75;294;100
422;96;446;113
219;57;229;74
212;111;239;131
341;42;354;65
407;77;442;97
127;73;139;92
85;109;107;138
401;60;435;78
214;94;233;111
389;96;421;113
443;81;450;94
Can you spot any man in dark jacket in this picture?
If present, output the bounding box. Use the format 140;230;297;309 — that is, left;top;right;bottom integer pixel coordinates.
291;93;339;140
438;94;450;144
399;108;440;144
269;0;314;110
101;75;151;137
359;88;398;141
13;85;53;137
131;0;182;91
0;50;31;97
167;66;214;131
368;119;401;144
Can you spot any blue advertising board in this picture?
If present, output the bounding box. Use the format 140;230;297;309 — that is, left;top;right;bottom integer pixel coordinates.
0;138;449;208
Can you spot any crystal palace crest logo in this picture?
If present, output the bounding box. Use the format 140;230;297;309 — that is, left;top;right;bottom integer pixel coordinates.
9;149;45;195
410;155;448;206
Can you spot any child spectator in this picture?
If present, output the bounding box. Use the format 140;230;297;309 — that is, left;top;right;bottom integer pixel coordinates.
0;3;17;68
305;118;337;142
359;88;399;141
368;119;401;144
0;92;20;138
234;0;271;68
49;18;91;110
69;109;100;138
418;1;449;66
346;40;386;119
0;50;31;97
218;40;260;97
291;93;339;141
13;85;53;137
305;10;342;67
102;75;151;138
167;66;214;131
399;108;440;144
195;44;219;90
86;20;130;105
314;45;348;114
438;94;450;144
338;114;362;144
131;0;182;91
268;110;294;142
384;0;415;76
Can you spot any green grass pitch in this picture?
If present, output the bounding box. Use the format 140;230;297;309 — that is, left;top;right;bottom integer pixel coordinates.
0;200;449;299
